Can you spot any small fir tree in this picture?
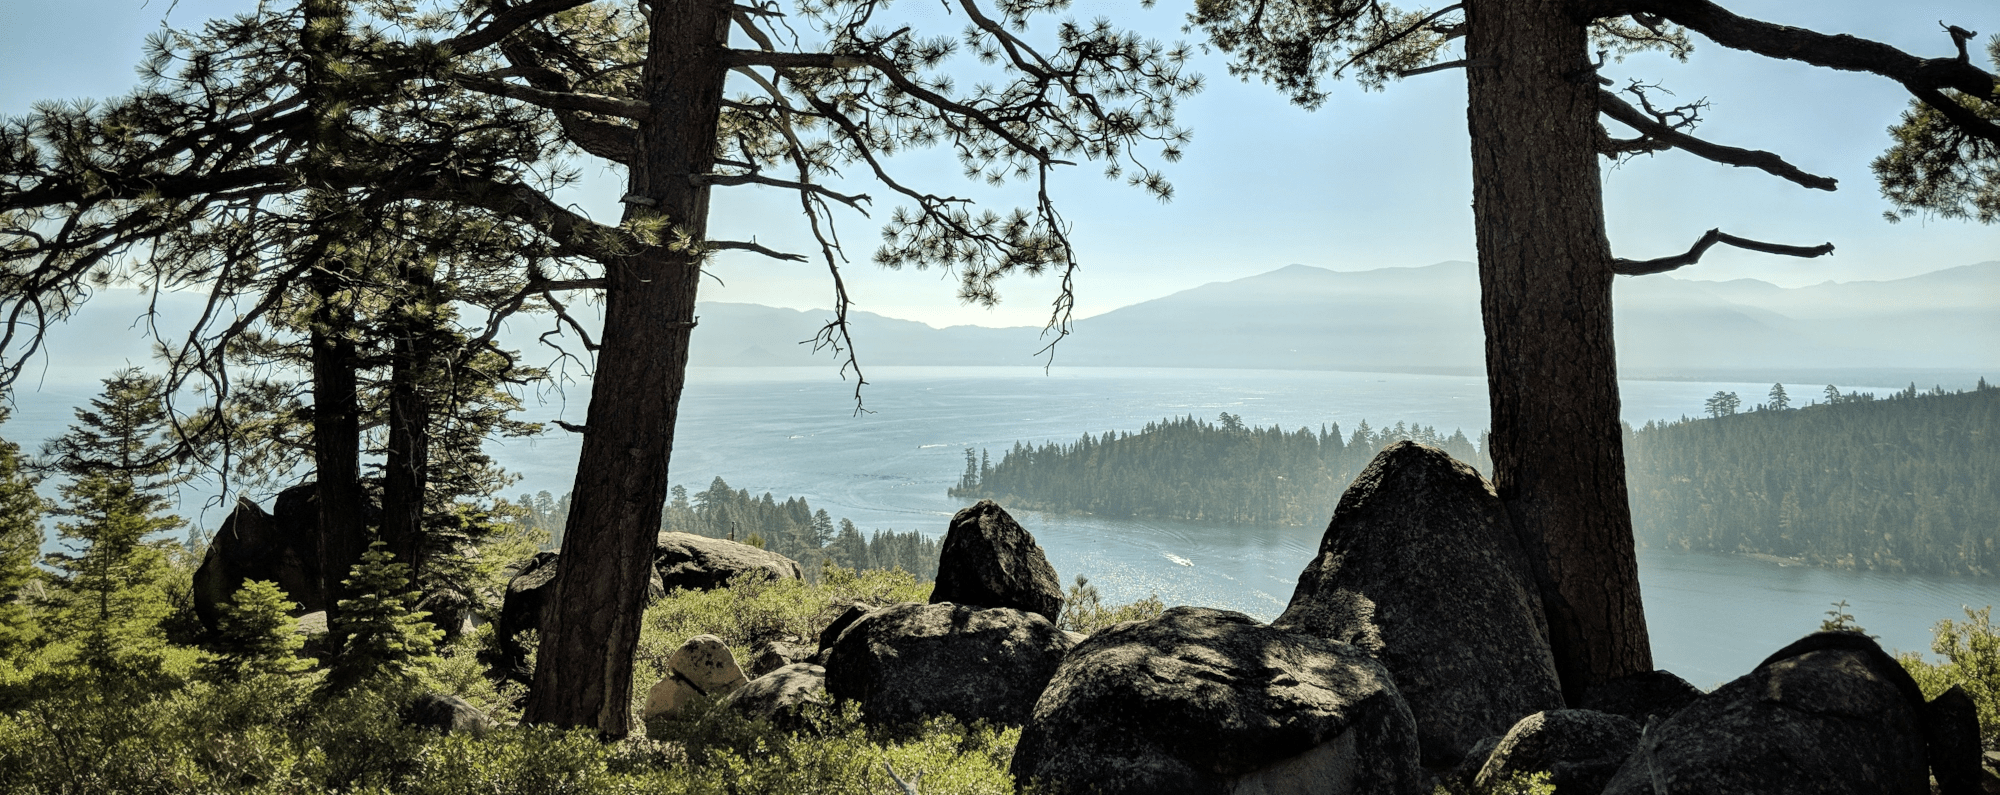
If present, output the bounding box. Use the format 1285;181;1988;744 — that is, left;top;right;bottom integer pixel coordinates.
0;410;46;661
325;540;442;691
41;369;185;685
198;579;311;683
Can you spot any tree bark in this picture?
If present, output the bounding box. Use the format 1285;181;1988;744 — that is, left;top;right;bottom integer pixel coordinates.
379;315;429;583
523;0;731;736
1464;0;1652;702
301;0;370;627
309;288;369;616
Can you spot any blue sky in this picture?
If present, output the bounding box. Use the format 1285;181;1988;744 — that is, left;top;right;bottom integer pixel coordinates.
2;0;1996;330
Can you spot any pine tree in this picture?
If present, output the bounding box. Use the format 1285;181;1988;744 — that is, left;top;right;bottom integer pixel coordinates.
41;369;184;686
0;410;46;661
198;579;311;683
1704;391;1742;418
324;540;442;692
1768;383;1792;411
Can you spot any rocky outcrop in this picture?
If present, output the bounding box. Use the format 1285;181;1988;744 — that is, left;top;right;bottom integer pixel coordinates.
823;601;1071;727
1012;606;1425;795
1272;441;1561;767
1577;669;1703;730
815;603;873;661
724;663;830;728
928;501;1063;623
749;639;813;678
644;634;751;720
1924;685;1985;795
403;693;498;735
1474;710;1641;795
654;532;803;592
492;551;560;678
192;486;330;631
1601;632;1931;795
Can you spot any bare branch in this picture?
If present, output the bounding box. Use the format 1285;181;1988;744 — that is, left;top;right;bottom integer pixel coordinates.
1941;21;1978;63
1611;227;1833;276
1398;58;1482;78
724;50;868;70
452;73;651;119
1597;89;1838;190
709;239;807;261
698;172;871;212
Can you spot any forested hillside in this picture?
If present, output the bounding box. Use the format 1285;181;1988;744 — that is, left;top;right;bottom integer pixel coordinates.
956;384;2000;578
1627;381;2000;576
949;414;1487;526
518;478;941;580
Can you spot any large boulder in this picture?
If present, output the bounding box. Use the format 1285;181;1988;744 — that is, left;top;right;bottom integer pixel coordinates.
403;693;498;735
493;550;562;677
644;634;751;719
823;601;1071;728
192;486;328;631
1474;710;1641;795
928;501;1063;623
1601;632;1931;795
495;551;663;678
654;532;804;591
815;602;874;662
748;639;813;678
1578;669;1703;730
1272;441;1562;767
724;663;831;729
1012;606;1426;795
1926;685;1986;795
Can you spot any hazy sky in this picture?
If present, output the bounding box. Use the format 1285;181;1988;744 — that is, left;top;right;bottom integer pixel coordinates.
3;0;1996;330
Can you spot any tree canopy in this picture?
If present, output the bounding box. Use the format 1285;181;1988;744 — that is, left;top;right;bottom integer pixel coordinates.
1;0;1202;734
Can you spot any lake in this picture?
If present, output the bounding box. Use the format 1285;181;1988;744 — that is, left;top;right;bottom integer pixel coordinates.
14;364;1999;688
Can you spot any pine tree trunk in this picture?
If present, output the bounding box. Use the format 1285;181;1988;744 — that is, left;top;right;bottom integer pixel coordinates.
380;321;429;583
309;299;368;616
301;0;370;624
1464;0;1652;701
522;0;731;736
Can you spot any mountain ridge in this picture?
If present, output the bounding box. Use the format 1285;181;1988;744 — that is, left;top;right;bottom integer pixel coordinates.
685;261;2000;382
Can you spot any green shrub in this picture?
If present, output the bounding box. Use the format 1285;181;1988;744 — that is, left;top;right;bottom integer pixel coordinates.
1057;575;1164;636
637;565;930;676
1899;605;2000;749
1431;769;1555;795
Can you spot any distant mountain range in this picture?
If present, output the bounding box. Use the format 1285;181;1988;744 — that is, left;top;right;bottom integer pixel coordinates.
686;261;2000;383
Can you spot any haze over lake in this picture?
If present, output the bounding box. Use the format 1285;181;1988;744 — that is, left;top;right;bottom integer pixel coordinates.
499;365;2000;688
10;260;1998;690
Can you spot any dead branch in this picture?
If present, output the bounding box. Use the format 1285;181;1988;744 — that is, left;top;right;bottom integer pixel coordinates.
1611;227;1833;275
1597;88;1837;190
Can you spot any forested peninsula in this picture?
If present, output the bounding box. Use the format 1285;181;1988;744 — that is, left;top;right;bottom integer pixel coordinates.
519;479;942;579
954;383;2000;577
1627;381;2000;576
949;413;1487;526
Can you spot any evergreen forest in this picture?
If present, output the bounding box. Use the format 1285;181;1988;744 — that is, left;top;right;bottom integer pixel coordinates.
950;413;1487;526
956;384;1999;579
517;480;942;580
1626;381;2000;577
